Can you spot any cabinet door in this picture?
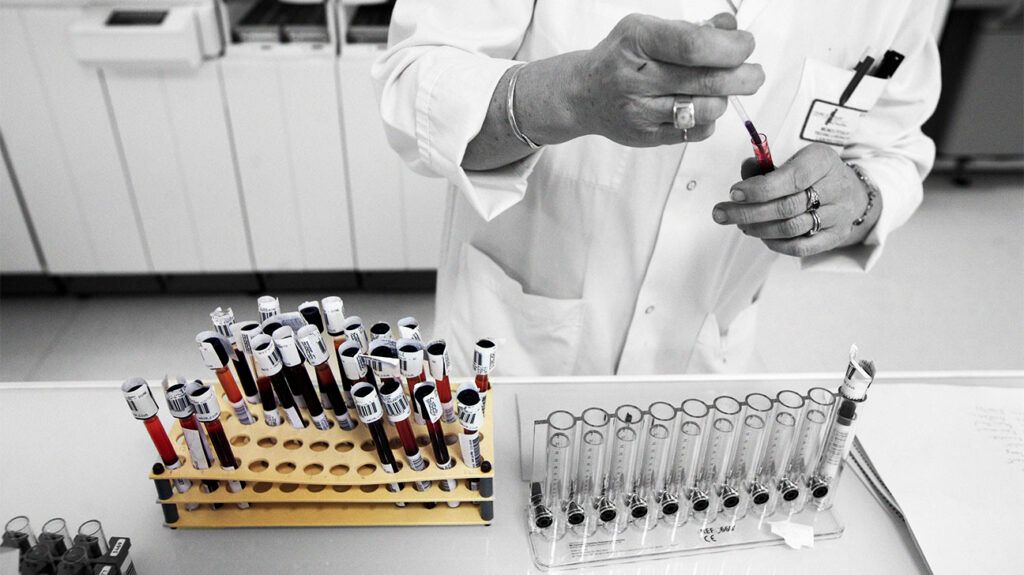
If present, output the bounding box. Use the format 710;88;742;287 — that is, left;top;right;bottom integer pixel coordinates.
105;66;253;272
222;53;355;271
339;45;447;271
0;8;150;273
0;151;42;273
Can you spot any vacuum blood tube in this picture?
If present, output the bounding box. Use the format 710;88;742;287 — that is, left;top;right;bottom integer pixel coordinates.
397;338;429;425
456;386;484;471
352;382;405;503
725;393;773;521
572;408;610;532
397;316;422;340
273;326;330;430
238;322;281;427
426;339;456;423
472;338;496;407
369;320;392;341
753;390;804;516
257;295;280;322
121;378;193;495
665;399;709;526
540;410;577;533
195;331;255;425
780;387;836;515
188;382;249;508
605;405;643;532
295;324;356;430
379;378;431;492
695;396;742;524
750;132;775;174
211;307;260;405
338;338;368;401
637;402;677;528
413;383;460;507
252;334;307;429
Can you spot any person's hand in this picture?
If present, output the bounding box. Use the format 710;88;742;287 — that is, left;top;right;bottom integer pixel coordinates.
711;144;881;257
569;12;764;147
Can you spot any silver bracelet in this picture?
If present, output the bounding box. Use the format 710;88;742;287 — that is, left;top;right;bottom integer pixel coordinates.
847;162;878;226
507;64;543;150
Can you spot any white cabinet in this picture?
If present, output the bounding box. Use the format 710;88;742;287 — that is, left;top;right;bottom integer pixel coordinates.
0;151;42;273
339;44;447;271
221;48;356;272
0;7;151;274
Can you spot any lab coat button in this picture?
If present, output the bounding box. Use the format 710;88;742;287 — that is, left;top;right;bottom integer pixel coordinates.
644;305;655;315
686;180;697;191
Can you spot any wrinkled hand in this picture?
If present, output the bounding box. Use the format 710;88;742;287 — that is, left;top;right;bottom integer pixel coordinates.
712;144;879;257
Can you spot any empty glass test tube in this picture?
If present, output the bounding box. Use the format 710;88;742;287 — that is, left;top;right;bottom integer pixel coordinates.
536;410;577;535
571;407;611;534
39;517;72;557
73;520;107;558
780;387;836;515
636;402;677;529
664;399;709;527
723;393;774;521
3;515;36;554
753;390;804;516
694;396;742;524
604;405;644;533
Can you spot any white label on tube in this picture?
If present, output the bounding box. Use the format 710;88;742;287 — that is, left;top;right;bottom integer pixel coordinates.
339;342;367;380
459;433;482;468
353;385;384;424
421;390;444;424
820;421;856;479
230;400;255;425
398;317;421;341
295;325;330;366
473;339;497;375
182;427;211;469
458;396;483;431
281;406;304;429
257;295;280;322
321;297;346;333
381;387;412;422
191;396;221;422
272;327;303;367
122;379;158;420
311;412;331;431
335;410;356;430
264;409;282;427
172;478;192;494
406;450;427;472
397;339;424;377
343;317;369;351
426;339;449;379
252;336;283;376
442;402;457;424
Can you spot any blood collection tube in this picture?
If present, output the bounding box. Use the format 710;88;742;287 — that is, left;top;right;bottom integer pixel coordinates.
295;324;356;430
369;339;400;426
298;300;332;410
121;378;193;495
195;331;255;425
73;520;107;559
754;390;804;516
320;297;351;405
637;402;677;527
535;410;577;532
252;334;306;429
397;338;429;425
3;515;37;555
164;378;220;500
351;382;405;503
750;131;775;174
724;393;774;521
397;316;422;340
39;518;72;557
188;382;249;509
379;378;431;492
665;399;710;526
273;326;330;429
369;320;393;341
338;339;369;399
694;396;742;524
472;339;496;406
414;383;460;507
571;408;610;533
210;307;260;405
779;387;836;515
456;386;484;472
238;322;281;427
426;339;456;423
343;316;377;390
257;294;280;322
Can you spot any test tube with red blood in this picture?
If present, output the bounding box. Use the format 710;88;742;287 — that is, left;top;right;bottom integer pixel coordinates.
338;339;369;401
210;307;260;405
369;339;400;426
426;339;457;424
163;377;221;501
238;322;282;427
378;376;431;492
473;338;497;408
187;382;249;509
195;331;256;425
121;378;193;497
413;383;460;506
397;338;429;425
251;333;307;429
343;316;377;390
749;129;775;174
298;300;331;410
273;326;331;431
352;382;405;504
295;324;357;430
456;384;485;474
321;297;350;404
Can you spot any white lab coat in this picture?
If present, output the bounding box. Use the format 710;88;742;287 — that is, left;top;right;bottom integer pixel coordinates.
373;0;940;376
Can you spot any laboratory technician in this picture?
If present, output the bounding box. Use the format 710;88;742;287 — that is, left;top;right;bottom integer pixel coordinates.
373;0;940;376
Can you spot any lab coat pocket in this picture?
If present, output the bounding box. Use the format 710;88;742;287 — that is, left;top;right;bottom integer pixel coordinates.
774;57;889;163
449;243;585;377
688;303;760;374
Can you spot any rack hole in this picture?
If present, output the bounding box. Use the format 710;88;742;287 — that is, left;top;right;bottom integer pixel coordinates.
416;435;430;447
307;484;325;493
252;482;272;493
248;460;268;473
310;441;329;452
230;435;250;446
334;441;354;453
359;440;375;452
275;462;296;474
280;483;298;493
283;439;303;450
444;434;458;446
357;464;376;476
224;413;233;421
388;437;402;450
332;485;350;493
360;485;378;493
303;464;324;476
257;437;277;448
329;465;350;476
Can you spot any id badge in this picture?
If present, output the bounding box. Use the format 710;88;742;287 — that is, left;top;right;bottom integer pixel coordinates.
800;99;866;147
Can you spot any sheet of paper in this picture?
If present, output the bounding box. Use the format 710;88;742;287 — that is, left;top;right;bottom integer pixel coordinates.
856;383;1024;574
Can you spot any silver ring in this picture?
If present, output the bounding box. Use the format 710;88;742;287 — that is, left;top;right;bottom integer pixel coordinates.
673;97;696;130
806;209;821;237
805;186;821;211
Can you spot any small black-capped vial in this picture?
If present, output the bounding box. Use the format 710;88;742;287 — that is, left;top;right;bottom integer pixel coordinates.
595;497;617;523
778;478;801;502
690;489;710;513
720;486;740;509
565;501;586;526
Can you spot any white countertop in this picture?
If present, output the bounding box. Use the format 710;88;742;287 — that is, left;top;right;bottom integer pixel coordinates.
6;373;1011;573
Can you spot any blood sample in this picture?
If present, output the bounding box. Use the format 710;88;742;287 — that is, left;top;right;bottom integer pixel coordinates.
298;300;331;410
121;378;193;495
195;331;255;425
456;385;484;473
368;339;401;427
472;338;497;405
273;326;330;430
426;339;457;424
338;339;369;400
414;383;459;507
343;316;378;390
210;307;259;405
397;338;429;425
238;322;282;427
251;334;307;429
352;382;405;504
748;128;775;174
379;378;431;492
295;324;356;430
164;377;220;500
188;382;249;509
257;294;280;322
397;316;422;341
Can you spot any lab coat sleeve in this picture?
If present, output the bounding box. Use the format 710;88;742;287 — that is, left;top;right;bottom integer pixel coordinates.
371;0;542;222
802;2;941;272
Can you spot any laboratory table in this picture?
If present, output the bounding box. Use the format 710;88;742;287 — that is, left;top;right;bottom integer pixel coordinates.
2;372;1012;574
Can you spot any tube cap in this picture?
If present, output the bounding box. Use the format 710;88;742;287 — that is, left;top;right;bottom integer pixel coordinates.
195;331;231;369
369;321;392;341
426;339;450;380
298;301;324;332
257;295;280;322
187;383;221;422
343;316;369;352
626;493;648;518
232;321;260;356
351;382;384;424
565;501;586;525
397;317;421;341
321;297;345;334
473;338;497;375
210;307;235;338
164;382;195;419
690;490;710;512
396;338;424;378
272;326;303;367
720;485;740;509
378;379;411;423
251;333;283;376
338;339;366;380
456;387;483;431
122;378;158;420
596;497;617;523
295;324;330;366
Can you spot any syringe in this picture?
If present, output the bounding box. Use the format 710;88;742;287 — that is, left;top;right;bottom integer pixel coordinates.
605;405;644;532
724;393;773;521
666;399;709;527
695;396;742;524
779;387;836;516
572;408;611;533
637;402;677;528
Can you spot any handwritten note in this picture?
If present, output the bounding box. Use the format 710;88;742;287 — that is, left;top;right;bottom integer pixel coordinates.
970;405;1024;472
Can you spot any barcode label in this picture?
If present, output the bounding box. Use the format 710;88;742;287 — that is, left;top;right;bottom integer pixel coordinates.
193;397;220;422
381;390;411;422
183;427;211;469
459;433;482;468
264;410;282;427
442;402;457;424
231;401;255;425
122;381;158;419
422;391;443;423
296;330;329;365
473;340;496;374
166;391;191;416
459;404;483;431
426;339;449;379
406;451;427;472
354;394;384;424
